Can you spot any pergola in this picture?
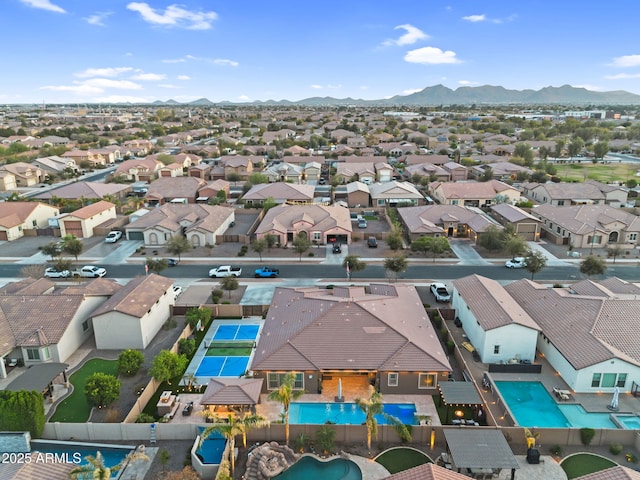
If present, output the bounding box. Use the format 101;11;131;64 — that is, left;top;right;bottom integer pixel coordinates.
444;429;520;480
200;378;264;419
438;381;484;424
5;363;69;397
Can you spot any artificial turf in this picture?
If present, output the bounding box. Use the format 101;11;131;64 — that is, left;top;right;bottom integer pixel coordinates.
49;358;118;423
561;453;617;479
375;447;432;474
206;347;252;356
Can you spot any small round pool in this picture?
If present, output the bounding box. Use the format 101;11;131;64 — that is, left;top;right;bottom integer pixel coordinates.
274;455;362;480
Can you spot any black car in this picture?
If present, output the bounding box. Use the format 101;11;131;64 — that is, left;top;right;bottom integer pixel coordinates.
367;236;378;248
167;258;179;266
332;243;342;253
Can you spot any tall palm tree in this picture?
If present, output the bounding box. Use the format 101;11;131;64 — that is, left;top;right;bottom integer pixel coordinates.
68;449;149;479
200;414;243;477
238;412;269;448
355;385;411;451
268;372;304;445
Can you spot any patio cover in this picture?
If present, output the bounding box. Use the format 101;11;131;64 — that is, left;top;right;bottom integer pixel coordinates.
200;378;264;405
444;429;519;473
439;382;483;406
5;363;68;393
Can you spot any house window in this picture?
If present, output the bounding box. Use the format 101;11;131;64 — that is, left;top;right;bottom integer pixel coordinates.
313;232;321;241
452;200;459;205
377;199;385;206
418;373;437;389
629;233;637;241
601;373;617;388
388;373;398;387
493;345;500;355
557;226;561;233
32;220;38;227
591;373;601;387
588;235;602;245
82;320;89;332
617;374;627;388
26;348;40;361
43;346;50;360
267;372;304;390
558;200;565;206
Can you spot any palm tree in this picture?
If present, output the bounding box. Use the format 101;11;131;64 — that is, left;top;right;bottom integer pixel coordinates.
68;449;149;479
238;412;269;448
355;385;411;451
268;372;304;445
200;414;243;477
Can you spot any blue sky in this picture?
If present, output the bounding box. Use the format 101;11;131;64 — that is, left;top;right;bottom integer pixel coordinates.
3;0;640;104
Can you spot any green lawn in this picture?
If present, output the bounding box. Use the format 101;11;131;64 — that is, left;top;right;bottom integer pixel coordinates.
558;162;637;183
431;395;478;425
375;447;432;474
561;453;617;479
49;358;118;423
206;347;252;356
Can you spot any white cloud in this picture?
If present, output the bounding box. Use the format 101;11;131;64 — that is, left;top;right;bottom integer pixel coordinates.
177;75;191;81
311;85;323;89
131;73;167;81
126;2;218;30
158;84;181;89
310;84;342;90
82;78;143;90
609;54;640;68
162;58;186;64
382;24;428;46
402;88;423;95
458;80;478;86
162;55;238;66
212;59;239;67
573;84;605;91
237;95;251;101
86;12;112;26
75;67;133;78
20;0;65;14
40;84;103;95
463;14;486;22
605;72;640;80
404;46;461;64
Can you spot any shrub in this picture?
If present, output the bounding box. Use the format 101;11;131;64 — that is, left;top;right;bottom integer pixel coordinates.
178;338;196;357
136;413;156;423
308;252;314;257
446;340;455;354
84;373;121;408
550;445;562;456
117;349;144;376
626;453;638;463
580;427;596;447
610;443;623;455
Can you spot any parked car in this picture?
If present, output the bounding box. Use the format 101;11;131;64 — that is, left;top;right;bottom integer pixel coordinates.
209;265;242;278
44;267;71;278
104;231;123;243
430;282;451;302
172;285;183;299
318;177;326;185
505;257;527;269
367;236;378;248
71;266;107;278
167;258;179;267
254;267;279;278
357;219;367;229
332;243;342;254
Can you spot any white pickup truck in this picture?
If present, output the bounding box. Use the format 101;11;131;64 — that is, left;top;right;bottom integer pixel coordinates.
208;265;242;278
71;265;107;278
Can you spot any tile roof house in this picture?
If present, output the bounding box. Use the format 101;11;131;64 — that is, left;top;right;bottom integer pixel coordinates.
489;203;541;241
382;463;470;480
0;280;112;378
369;181;424;207
30;155;78;176
263;162;304;183
398;205;499;242
336;162;377;184
125;203;235;246
91;274;175;349
429;180;520;207
573;466;640;480
242;183;315;206
58;200;116;238
197;179;231;203
0;202;60;241
521;181;618;207
505;278;640;393
144;176;207;205
221;155;258;180
255;204;352;245
470;162;533;181
0;162;43;187
33;181;131;202
0;170;17;191
530;204;640;248
251;284;451;395
452;275;539;364
113;157;162;183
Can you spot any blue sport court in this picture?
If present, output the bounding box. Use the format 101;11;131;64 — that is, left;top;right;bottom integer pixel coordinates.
213;324;260;341
195;356;251;377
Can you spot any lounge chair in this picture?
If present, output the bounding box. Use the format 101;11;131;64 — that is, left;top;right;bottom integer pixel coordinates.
553;387;572;401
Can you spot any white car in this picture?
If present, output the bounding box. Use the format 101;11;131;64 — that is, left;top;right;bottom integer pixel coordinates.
172;285;183;299
44;267;71;278
105;231;123;243
430;282;451;302
505;257;527;269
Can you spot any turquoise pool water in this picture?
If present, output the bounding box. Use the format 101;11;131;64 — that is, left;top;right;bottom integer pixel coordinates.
289;402;417;425
495;381;617;429
30;440;134;477
616;415;640;430
274;456;362;480
195;428;225;464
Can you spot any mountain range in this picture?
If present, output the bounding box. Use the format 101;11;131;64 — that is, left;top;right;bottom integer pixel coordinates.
153;84;640;107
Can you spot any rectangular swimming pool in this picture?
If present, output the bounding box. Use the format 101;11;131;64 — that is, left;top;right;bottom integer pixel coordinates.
289;402;417;425
495;381;617;429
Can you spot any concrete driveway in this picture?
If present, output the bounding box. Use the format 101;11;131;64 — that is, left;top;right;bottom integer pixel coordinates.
448;238;491;265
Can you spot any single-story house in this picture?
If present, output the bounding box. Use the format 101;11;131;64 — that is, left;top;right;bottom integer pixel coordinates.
429;180;520;207
91;274;175;349
58;200;116;238
344;181;371;208
255;204;352;245
369;181;424;207
263;162;304;183
242;183;315;206
251;284;451;395
397;205;499;242
521;182;610;207
144;176;207;205
0;202;60;241
33;181;131;202
490;203;541;241
113;158;162;182
452;275;539;364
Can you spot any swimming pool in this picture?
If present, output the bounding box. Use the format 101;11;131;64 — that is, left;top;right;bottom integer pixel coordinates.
30;440;135;477
274;456;362;480
289;402;417;425
612;414;640;430
195;428;226;464
495;381;617;429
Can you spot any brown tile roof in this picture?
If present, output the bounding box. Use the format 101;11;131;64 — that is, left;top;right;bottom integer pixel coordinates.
66;200;115;219
252;284;450;372
0;202;58;228
574;466;640;480
126;204;234;234
490;203;538;222
599;277;640;296
532;182;606;201
91;274;173;319
452;275;539;331
0;277;55;295
431;180;518;200
200;378;264;405
242;183;315;202
532;204;640;235
383;463;469;480
1;458;75;480
256;204;352;236
33;181;129;200
398;205;497;235
58;278;122;296
145;176;206;199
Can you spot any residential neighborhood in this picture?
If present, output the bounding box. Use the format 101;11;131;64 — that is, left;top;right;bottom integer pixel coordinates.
1;101;640;480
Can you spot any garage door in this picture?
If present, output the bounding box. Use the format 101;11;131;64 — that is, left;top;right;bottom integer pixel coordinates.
0;231;7;240
64;220;84;238
327;234;349;244
127;231;144;241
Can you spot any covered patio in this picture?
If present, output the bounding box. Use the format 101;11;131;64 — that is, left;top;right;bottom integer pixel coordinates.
438;381;485;425
443;429;520;479
5;362;69;401
200;377;263;422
